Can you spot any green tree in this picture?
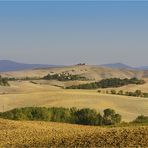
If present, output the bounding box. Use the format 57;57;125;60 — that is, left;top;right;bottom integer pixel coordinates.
75;108;98;125
103;109;122;125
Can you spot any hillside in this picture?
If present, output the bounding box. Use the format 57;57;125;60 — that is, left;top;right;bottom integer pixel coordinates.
0;65;147;81
0;119;148;147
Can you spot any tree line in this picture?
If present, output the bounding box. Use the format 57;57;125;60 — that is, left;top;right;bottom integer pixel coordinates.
106;89;148;98
5;73;87;82
66;78;145;89
5;76;40;81
0;107;122;126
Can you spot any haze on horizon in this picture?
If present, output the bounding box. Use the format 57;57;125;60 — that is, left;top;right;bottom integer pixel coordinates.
0;1;148;67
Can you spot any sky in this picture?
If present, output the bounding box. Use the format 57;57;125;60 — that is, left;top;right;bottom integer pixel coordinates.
0;1;148;66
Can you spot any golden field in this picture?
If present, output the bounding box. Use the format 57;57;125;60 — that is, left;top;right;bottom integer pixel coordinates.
0;118;148;147
0;80;148;122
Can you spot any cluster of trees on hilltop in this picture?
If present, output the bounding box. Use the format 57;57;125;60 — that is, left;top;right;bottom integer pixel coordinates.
0;107;122;126
43;73;87;81
100;89;148;98
0;75;10;86
66;78;145;89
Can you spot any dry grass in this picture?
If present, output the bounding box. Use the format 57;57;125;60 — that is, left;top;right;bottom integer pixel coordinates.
0;118;148;147
0;81;148;122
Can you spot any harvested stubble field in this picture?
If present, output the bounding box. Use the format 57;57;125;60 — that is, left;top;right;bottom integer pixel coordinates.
0;118;148;147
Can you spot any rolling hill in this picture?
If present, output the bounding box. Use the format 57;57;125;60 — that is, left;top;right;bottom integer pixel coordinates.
0;64;147;81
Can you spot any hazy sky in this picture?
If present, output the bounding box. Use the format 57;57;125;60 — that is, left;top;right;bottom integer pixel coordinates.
0;1;148;66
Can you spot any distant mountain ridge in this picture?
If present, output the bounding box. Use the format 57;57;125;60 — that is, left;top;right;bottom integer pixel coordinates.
0;60;148;72
100;63;133;69
0;60;61;72
100;63;148;70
